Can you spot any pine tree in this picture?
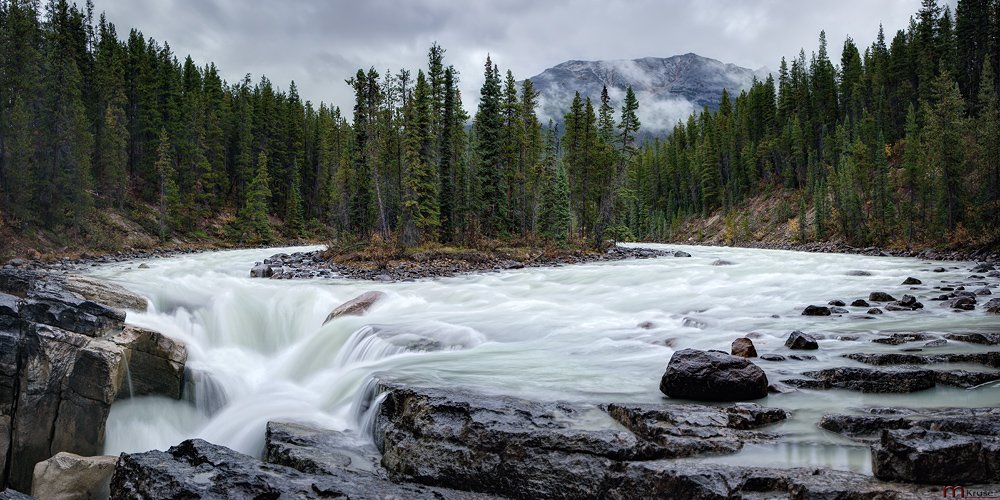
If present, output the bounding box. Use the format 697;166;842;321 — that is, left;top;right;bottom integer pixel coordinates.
240;151;273;244
401;69;439;247
155;127;174;241
474;55;503;237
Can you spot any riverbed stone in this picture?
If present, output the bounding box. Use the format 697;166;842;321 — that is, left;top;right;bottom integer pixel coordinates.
784;330;818;350
949;296;976;310
323;290;386;324
730;337;757;358
869;291;896;302
902;277;922;285
851;299;870;307
794;366;936;393
802;305;831;316
985;298;1000;314
659;348;768;401
31;452;117;500
945;332;1000;345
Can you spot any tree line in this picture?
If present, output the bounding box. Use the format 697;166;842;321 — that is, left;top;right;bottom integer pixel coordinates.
626;0;999;248
1;0;997;253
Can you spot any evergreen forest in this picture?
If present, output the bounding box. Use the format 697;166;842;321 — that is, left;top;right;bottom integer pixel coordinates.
0;0;998;254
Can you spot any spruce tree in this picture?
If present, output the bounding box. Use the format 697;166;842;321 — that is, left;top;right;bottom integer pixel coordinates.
474;55;503;237
240;152;273;244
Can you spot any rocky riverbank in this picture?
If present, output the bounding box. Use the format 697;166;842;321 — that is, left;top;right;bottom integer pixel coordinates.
251;245;678;281
674;238;1000;264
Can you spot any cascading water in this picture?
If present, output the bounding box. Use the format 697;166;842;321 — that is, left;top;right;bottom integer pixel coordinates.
91;244;1000;473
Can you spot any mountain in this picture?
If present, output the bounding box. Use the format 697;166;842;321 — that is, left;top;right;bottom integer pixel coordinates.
527;53;770;135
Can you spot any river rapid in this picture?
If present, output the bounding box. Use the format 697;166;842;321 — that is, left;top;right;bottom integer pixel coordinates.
87;243;1000;475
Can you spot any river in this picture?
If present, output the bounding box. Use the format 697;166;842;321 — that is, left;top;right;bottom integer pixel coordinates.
86;243;1000;475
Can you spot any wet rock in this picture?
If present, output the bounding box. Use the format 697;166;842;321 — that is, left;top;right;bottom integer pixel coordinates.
60;275;148;311
924;339;947;348
788;354;817;361
933;267;947;272
0;490;35;500
872;427;1000;484
802;305;831;316
851;299;870;307
137;263;150;269
986;298;1000;314
818;414;913;438
871;333;932;345
673;251;691;257
868;291;896;302
971;263;996;273
31;452;117;500
828;300;846;306
867;307;883;314
784;330;818;350
973;287;992;295
759;354;787;361
376;381;656;498
711;259;735;266
730;337;757;358
845;351;1000;369
18;278;125;338
767;382;797;393
249;263;272;278
795;366;936;393
845;353;926;365
265;421;381;476
323;290;386;324
945;332;1000;345
604;403;787;456
949;296;977;310
934;370;1000;388
109;326;187;400
659;349;768;401
112;438;498;500
830;306;850;314
902;277;922;285
637;321;654;329
845;270;871;276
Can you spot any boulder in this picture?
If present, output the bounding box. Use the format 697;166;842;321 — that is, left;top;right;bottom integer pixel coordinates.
794;366;936;393
985;298;1000;314
659;349;768;401
31;453;117;500
868;307;883;314
60;275;148;312
19;279;125;338
109;326;187;400
872;428;1000;484
730;337;757;358
673;251;691;257
801;305;831;316
830;306;850;314
759;354;786;361
949;296;976;310
902;277;922;285
851;299;870;307
828;300;846;306
868;291;896;302
249;264;272;278
784;330;818;350
323;291;386;324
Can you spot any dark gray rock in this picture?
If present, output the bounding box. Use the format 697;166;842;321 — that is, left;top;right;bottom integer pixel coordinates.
759;354;786;361
973;287;992;296
902;277;922;285
869;291;896;302
802;305;831;316
797;366;937;393
871;333;933;345
946;332;1000;345
19;279;125;338
985;298;1000;314
711;259;735;266
819;414;914;438
971;263;996;273
659;349;768;401
828;300;846;306
730;337;757;358
872;428;1000;484
949;296;977;310
784;330;818;350
250;264;273;278
934;370;1000;388
0;490;36;500
868;307;883;314
111;438;500;500
109;325;187;400
851;299;870;307
830;306;850;314
845;270;872;276
265;421;381;476
673;251;691;257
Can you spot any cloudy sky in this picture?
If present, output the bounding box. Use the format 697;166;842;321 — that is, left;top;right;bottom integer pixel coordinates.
95;0;956;113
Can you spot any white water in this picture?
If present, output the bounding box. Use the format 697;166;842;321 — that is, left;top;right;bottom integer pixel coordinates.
89;244;1000;473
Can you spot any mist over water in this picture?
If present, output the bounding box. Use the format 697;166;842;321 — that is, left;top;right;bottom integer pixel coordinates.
91;244;1000;473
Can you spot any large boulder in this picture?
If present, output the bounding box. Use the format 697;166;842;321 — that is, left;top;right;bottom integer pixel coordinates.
322;291;386;324
109;326;186;400
31;452;117;500
659;349;768;401
730;337;757;358
19;279;125;338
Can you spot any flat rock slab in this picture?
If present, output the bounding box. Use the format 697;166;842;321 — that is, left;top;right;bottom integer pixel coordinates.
111;438;501;500
602;403;787;457
821;407;1000;440
873;428;1000;484
265;421;383;476
846;351;1000;368
787;366;936;393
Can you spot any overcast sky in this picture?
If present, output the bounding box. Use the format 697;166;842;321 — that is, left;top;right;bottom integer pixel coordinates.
95;0;957;115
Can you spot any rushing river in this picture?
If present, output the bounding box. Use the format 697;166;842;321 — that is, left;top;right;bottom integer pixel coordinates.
87;243;1000;475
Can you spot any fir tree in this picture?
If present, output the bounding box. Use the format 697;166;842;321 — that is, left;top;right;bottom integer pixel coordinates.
240;151;273;244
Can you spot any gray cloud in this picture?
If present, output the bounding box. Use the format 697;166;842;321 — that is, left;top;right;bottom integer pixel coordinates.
94;0;956;123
